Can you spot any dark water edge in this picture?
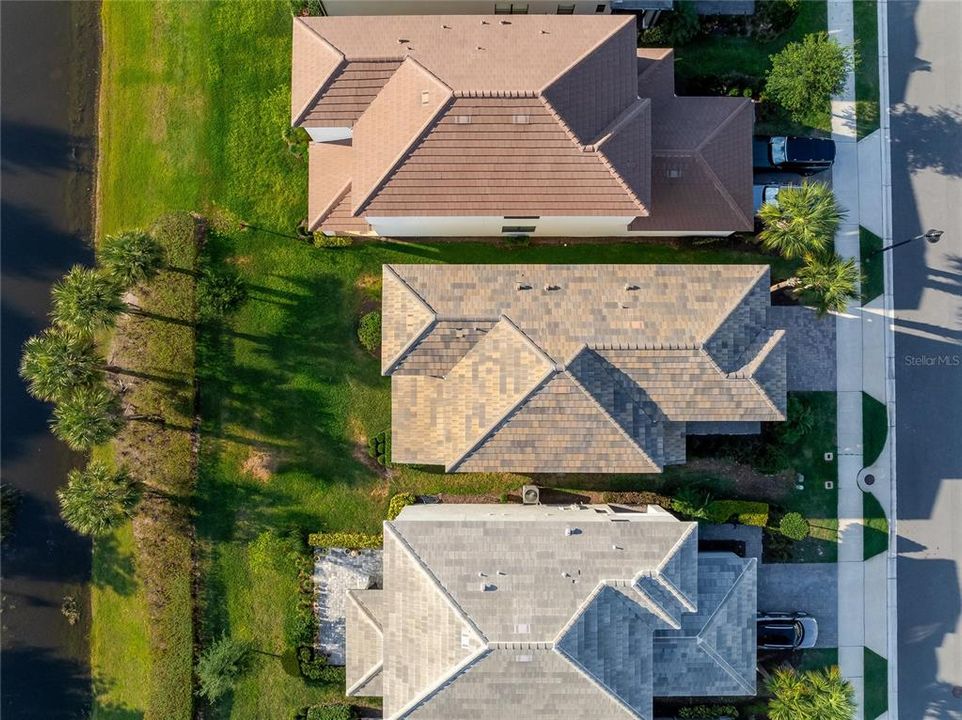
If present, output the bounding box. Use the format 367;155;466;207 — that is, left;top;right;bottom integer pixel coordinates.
1;2;101;718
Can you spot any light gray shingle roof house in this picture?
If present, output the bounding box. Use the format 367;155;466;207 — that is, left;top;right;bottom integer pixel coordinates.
382;264;787;473
346;503;757;719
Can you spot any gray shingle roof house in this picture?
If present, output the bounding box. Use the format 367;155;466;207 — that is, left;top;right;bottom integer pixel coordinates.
382;264;787;473
345;503;757;719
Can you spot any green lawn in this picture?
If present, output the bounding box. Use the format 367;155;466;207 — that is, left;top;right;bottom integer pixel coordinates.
672;1;830;134
860;227;884;304
862;392;887;467
97;1;808;716
854;0;881;138
794;647;840;673
863;491;888;560
90;523;151;719
864;647;888;720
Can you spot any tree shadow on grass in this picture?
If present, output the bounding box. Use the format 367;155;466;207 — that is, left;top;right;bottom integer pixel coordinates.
92;532;137;596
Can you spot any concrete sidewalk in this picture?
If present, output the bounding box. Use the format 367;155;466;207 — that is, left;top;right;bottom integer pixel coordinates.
828;1;896;719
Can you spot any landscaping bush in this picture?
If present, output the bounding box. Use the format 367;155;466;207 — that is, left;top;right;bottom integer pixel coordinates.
753;0;800;40
777;394;817;445
296;646;343;683
387;491;416;520
308;532;383;550
705;500;770;527
779;511;810;540
357;311;381;353
312;233;353;248
670;486;712;519
197;265;247;323
368;429;391;465
679;705;740;719
639;0;700;47
292;704;356;720
288;0;324;16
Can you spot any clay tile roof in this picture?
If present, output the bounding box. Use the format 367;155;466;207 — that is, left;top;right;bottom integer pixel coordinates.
308;141;352;230
291;18;345;125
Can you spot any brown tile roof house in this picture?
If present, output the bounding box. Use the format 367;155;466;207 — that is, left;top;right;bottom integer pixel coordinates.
346;503;757;719
383;264;786;473
291;15;753;237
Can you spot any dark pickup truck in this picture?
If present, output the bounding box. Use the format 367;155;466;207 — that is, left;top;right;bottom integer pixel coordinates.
753;136;836;175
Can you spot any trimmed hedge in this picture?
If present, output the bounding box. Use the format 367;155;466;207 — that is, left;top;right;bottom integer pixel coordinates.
705;500;769;528
308;532;382;550
312;233;353;248
779;511;810;540
292;704;356;720
368;430;391;466
387;492;416;520
295;646;342;683
679;705;740;719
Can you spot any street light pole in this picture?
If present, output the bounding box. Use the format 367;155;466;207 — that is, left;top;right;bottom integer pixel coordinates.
869;229;944;257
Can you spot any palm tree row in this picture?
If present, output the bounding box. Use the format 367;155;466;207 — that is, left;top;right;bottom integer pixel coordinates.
758;181;862;315
19;229;165;536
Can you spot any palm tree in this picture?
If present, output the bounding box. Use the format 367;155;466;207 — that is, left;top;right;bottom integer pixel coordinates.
57;461;139;536
50;386;123;451
796;253;862;315
758;181;845;260
99;230;165;288
766;665;855;720
19;328;103;402
50;265;125;335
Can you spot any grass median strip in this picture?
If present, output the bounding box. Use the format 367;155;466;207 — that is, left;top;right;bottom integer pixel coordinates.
854;0;881;139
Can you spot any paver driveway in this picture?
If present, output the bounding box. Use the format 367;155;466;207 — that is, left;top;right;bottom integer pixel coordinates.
757;562;838;648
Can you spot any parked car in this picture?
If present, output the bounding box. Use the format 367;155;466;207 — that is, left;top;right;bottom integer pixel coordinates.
753;136;836;175
752;178;802;214
757;611;819;649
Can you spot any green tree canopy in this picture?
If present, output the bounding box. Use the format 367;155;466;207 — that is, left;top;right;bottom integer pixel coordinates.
767;665;855;720
759;182;845;260
100;229;165;287
197;266;248;324
50;386;123;450
50;265;125;335
796;253;862;315
196;635;252;702
767;31;855;120
20;328;103;402
57;461;139;537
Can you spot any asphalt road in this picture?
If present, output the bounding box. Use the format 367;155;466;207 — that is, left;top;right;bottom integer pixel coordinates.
888;1;962;718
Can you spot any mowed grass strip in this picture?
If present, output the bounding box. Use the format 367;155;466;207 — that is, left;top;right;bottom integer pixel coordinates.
854;0;881;139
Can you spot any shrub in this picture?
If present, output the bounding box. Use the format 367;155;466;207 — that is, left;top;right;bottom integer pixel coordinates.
289;0;324;16
639;0;700;46
778;394;817;444
767;32;856;121
368;430;391;465
281;125;310;159
387;492;416;520
779;511;810;540
705;500;770;527
357;311;381;353
767;665;854;720
679;705;740;719
307;705;355;720
197;266;247;323
296;647;343;683
196;635;252;702
670;486;712;519
312;233;353;248
308;532;382;550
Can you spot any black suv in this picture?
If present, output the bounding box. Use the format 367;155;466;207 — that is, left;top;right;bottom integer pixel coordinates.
753;136;836;175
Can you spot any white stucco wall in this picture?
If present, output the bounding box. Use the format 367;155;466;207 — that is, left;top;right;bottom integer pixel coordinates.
366;215;734;238
319;0;611;15
305;126;352;143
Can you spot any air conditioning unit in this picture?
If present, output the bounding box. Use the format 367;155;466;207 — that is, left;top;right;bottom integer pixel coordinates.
522;485;540;505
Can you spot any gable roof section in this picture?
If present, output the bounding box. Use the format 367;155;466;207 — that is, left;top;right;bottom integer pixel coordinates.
291;18;345;126
381;525;486;718
308;141;352;230
346;589;385;697
351;58;453;215
301;60;402;128
652;555;757;697
382;265;437;373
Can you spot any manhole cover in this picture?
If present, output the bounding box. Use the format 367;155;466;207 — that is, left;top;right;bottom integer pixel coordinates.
864;474;876;486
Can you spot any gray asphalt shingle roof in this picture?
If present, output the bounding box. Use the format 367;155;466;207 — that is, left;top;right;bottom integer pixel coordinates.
344;505;757;719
